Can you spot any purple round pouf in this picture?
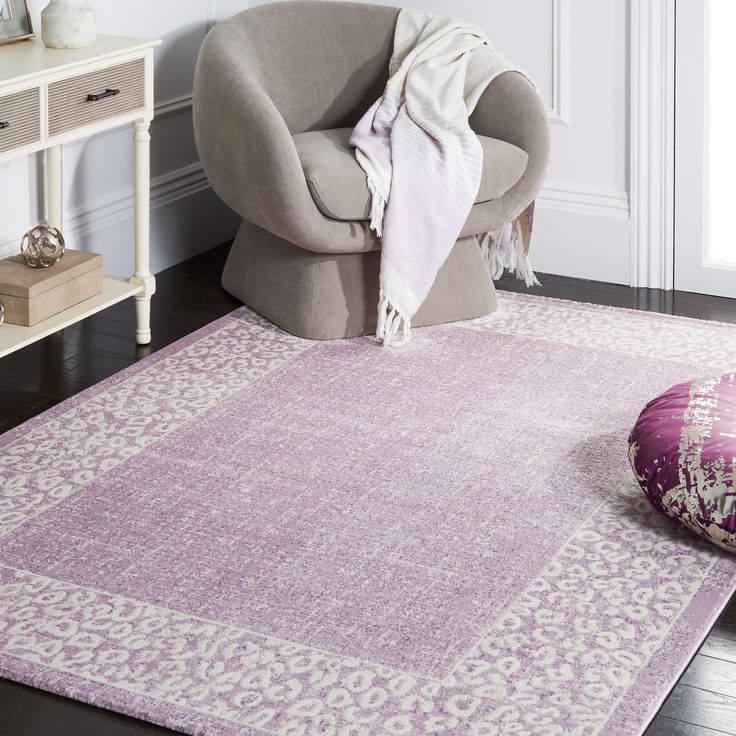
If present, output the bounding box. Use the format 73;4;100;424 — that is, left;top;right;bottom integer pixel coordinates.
629;373;736;552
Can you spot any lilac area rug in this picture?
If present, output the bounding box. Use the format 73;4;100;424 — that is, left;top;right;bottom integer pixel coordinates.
1;293;736;736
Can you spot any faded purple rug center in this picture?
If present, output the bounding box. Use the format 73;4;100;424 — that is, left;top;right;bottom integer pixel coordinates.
0;323;710;679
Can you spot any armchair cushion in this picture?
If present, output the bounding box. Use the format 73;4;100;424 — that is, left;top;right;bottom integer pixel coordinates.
293;127;528;222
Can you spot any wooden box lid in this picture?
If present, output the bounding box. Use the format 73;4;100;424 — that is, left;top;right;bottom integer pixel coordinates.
0;250;103;299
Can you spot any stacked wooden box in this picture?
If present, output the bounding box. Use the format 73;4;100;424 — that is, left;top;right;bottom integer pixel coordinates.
0;250;103;327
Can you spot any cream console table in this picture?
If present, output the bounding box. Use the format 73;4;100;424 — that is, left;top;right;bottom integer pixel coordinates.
0;35;162;358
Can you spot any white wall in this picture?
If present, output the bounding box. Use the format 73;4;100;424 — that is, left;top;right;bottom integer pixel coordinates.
2;1;660;287
423;0;632;284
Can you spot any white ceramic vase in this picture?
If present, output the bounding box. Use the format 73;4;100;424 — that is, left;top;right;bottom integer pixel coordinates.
41;0;97;49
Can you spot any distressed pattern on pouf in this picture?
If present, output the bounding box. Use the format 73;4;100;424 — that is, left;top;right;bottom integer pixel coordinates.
629;373;736;551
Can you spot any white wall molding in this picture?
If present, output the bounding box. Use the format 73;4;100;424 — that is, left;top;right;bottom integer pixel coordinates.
0;162;210;259
538;181;629;219
629;0;676;289
533;184;631;286
156;93;193;118
546;0;571;126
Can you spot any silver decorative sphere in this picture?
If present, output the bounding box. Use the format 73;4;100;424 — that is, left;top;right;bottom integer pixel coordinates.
0;299;4;327
20;225;66;269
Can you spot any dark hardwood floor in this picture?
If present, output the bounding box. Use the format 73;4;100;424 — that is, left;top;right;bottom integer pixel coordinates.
1;241;735;736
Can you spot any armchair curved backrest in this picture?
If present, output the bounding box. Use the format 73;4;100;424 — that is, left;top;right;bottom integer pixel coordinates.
218;1;398;134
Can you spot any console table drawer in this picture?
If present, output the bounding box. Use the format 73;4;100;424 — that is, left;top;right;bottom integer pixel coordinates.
48;58;145;137
0;88;41;154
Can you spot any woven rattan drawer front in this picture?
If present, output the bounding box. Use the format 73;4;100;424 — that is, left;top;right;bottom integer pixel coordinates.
48;59;145;137
0;88;41;154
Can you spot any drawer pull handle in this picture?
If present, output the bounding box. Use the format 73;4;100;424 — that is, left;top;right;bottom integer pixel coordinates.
0;121;9;130
86;88;121;102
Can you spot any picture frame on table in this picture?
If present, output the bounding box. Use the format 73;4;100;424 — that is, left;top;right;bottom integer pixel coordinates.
0;0;34;46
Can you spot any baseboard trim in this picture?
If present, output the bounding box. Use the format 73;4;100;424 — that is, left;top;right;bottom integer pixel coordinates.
155;94;193;118
0;162;210;259
537;182;630;218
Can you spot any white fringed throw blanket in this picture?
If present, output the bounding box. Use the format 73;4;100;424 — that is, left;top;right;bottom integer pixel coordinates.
350;8;539;346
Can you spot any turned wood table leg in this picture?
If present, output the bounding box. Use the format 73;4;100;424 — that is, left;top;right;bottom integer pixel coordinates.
130;119;155;345
47;144;63;231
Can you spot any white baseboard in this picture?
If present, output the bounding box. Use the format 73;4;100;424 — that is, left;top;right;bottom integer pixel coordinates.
0;161;238;275
0;161;208;256
532;181;631;285
537;181;629;218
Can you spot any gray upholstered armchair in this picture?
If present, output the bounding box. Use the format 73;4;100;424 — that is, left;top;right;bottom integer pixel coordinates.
194;0;549;339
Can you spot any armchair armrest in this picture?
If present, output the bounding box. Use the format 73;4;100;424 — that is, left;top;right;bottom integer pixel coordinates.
470;71;550;220
193;22;334;250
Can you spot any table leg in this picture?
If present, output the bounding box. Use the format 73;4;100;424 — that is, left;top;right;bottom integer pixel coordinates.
47;145;63;231
130;120;156;345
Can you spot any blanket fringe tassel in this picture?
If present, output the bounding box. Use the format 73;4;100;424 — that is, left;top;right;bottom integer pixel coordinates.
366;177;387;238
478;221;540;288
377;291;411;347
